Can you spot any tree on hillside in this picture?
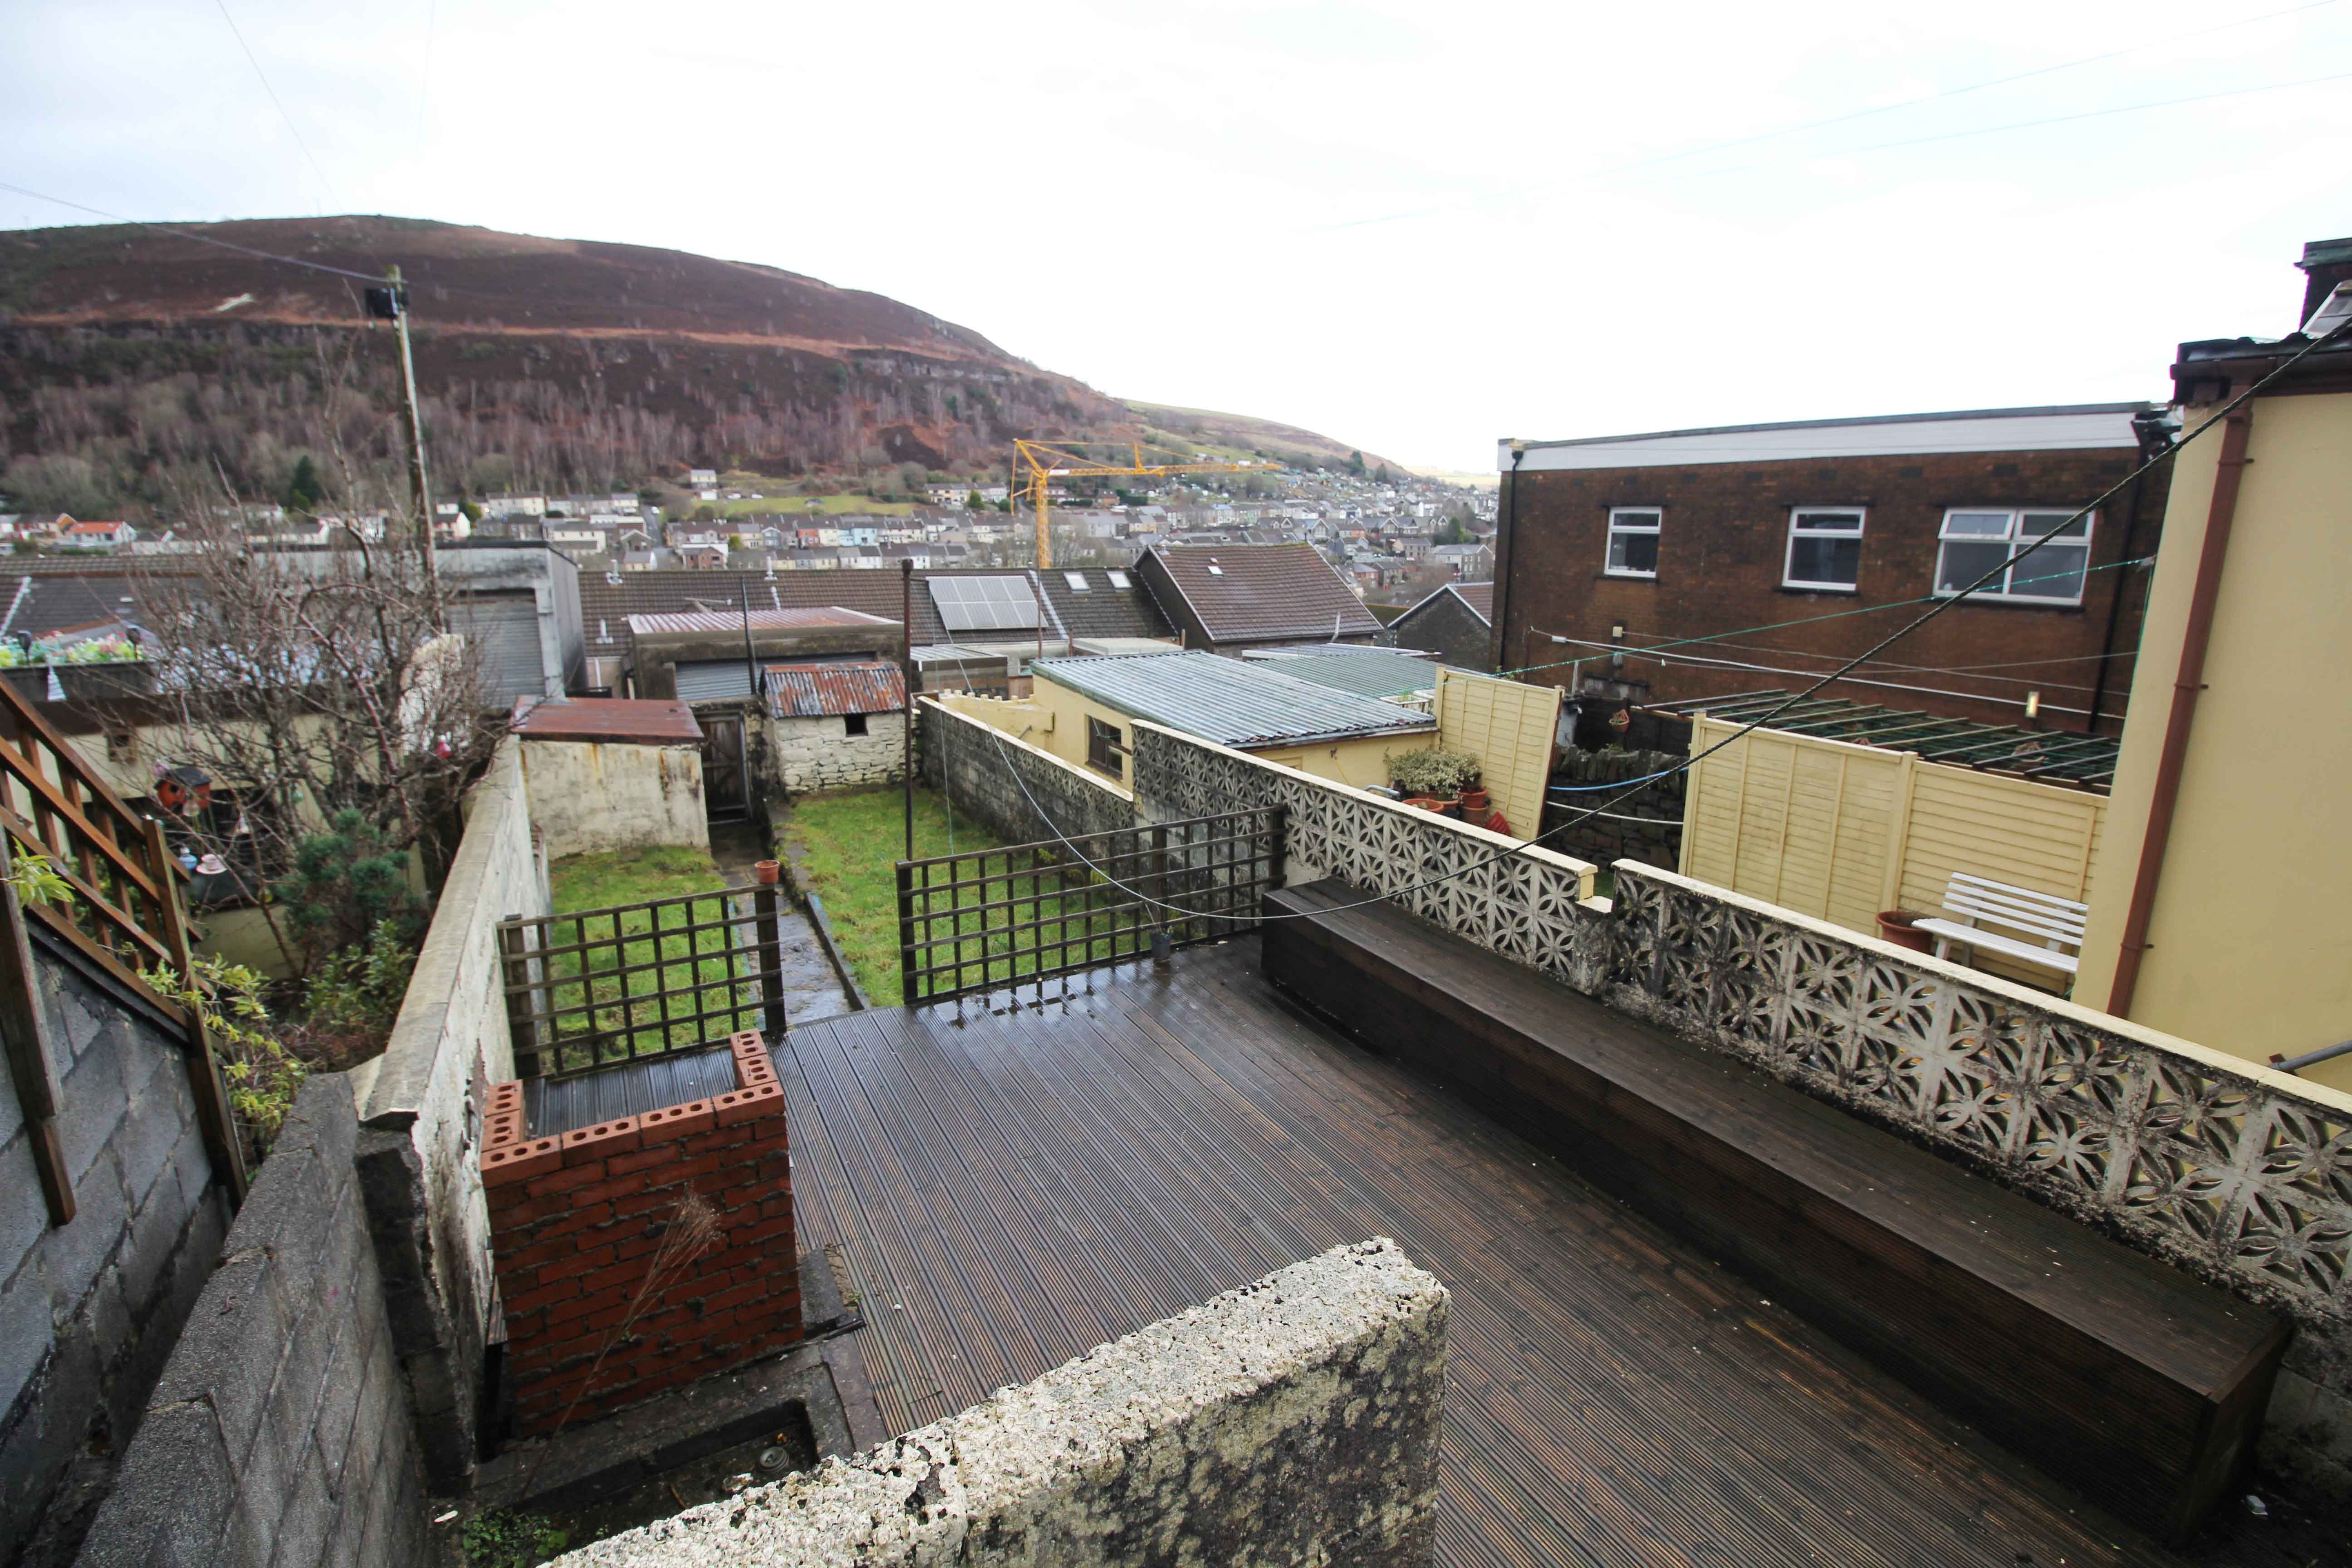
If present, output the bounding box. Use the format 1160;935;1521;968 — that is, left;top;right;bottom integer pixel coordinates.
1348;450;1366;476
282;455;327;517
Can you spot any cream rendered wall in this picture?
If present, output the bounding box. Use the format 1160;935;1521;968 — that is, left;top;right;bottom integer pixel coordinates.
2076;390;2352;1093
961;674;1431;793
516;738;708;858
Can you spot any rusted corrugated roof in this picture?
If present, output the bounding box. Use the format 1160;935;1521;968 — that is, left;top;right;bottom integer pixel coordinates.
627;606;897;635
764;661;907;718
511;696;704;743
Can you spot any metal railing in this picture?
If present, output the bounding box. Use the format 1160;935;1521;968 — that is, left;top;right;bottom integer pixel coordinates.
498;884;788;1079
895;808;1284;1004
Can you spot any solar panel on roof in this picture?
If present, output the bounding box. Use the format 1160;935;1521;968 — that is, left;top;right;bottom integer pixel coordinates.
928;575;1040;632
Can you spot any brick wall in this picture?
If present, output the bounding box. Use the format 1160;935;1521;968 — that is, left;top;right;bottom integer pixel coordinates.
484;1033;799;1436
2;940;230;1564
1493;446;2168;730
72;1074;428;1568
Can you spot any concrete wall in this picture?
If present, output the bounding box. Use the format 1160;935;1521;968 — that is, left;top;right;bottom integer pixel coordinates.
519;738;707;859
920;699;1134;848
764;711;907;796
73;1075;429;1568
554;1238;1448;1568
1;943;230;1561
350;736;549;1489
1542;746;1686;871
2078;390;2352;1094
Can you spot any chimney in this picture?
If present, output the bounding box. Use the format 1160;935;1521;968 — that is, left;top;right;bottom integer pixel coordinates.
2294;237;2352;330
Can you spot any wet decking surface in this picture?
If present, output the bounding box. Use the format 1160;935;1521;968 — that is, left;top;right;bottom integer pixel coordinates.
779;940;2314;1567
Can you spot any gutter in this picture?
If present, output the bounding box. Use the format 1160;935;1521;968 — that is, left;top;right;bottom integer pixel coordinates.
2106;403;2253;1018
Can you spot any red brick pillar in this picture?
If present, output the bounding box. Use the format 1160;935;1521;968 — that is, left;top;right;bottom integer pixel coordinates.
481;1032;800;1434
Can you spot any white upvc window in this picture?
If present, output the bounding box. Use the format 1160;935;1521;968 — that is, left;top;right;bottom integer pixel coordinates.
1935;507;2094;604
1783;507;1865;592
1605;507;1661;578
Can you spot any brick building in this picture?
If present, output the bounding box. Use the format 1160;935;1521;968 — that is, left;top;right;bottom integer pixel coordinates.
1488;404;2172;732
1385;580;1494;671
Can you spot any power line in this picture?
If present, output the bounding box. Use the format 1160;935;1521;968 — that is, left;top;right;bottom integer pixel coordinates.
1319;0;2345;232
0;181;387;284
212;0;339;212
972;318;2347;925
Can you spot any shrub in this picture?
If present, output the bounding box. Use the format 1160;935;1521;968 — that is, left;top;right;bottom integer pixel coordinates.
1387;749;1480;797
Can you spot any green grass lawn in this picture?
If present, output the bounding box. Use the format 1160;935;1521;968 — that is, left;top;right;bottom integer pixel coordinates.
539;846;755;1066
780;787;1155;1004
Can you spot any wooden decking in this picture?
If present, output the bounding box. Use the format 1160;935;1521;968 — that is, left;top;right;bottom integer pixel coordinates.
779;940;2302;1568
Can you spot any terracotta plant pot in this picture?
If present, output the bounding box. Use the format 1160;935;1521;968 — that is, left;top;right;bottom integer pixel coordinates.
1406;797;1444;813
1875;910;1932;952
1461;788;1490;813
755;859;782;885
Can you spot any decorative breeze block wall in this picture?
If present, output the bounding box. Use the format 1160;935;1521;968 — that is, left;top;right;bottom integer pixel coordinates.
481;1032;799;1434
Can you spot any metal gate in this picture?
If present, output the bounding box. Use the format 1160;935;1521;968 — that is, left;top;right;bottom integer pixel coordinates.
894;808;1284;1004
497;884;788;1079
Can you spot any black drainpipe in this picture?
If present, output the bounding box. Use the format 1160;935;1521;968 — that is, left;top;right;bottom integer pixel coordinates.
1492;441;1527;675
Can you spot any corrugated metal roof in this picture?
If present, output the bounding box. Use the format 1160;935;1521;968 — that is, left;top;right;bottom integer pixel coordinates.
675;659;761;703
627;606;895;635
1240;647;1449;701
764;661;906;718
511;696;703;743
1034;651;1436;750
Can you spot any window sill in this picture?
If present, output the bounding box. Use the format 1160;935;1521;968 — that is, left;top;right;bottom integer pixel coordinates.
1598;572;1658;582
1932;593;2087;613
1778;583;1859;596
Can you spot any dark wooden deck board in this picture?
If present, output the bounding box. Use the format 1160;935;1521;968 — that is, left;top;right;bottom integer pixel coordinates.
779;941;2303;1568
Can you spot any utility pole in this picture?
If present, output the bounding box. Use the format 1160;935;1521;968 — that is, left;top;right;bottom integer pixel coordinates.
900;559;915;861
369;265;443;628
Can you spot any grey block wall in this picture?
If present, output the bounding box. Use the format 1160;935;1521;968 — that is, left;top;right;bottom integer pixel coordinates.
556;1238;1450;1568
920;701;1133;848
1;943;230;1565
1539;747;1686;872
74;1074;428;1568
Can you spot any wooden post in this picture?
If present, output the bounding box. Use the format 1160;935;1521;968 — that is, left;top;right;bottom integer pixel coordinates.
753;882;788;1038
895;862;918;1006
142;819;248;1203
0;837;74;1223
1266;806;1288;894
498;915;541;1079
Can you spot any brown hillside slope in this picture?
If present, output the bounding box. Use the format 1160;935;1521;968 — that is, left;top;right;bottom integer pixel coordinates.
0;216;1392;517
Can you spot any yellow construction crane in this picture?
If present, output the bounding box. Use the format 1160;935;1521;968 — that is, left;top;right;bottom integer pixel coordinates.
1013;440;1281;568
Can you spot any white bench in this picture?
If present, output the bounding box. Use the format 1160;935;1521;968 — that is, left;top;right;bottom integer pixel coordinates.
1910;873;2086;978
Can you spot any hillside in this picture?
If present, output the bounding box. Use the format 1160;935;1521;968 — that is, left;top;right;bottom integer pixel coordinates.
1122;401;1408;476
0;216;1389;518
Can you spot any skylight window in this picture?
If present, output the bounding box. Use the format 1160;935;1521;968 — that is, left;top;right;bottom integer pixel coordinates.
1106;569;1131;589
1207;565;1224;576
1063;572;1092;592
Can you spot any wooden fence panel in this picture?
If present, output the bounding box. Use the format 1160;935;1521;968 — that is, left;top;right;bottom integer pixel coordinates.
1436;669;1560;839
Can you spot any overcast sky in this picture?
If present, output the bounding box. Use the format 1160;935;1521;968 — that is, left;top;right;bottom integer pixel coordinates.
5;0;2349;471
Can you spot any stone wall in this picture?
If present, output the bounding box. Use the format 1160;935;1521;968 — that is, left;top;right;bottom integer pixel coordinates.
1;943;230;1562
554;1238;1448;1568
1539;747;1685;872
519;738;707;858
73;1076;428;1568
764;711;907;796
920;699;1132;848
353;736;549;1489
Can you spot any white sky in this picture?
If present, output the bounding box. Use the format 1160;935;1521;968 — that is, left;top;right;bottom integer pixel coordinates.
5;0;2349;471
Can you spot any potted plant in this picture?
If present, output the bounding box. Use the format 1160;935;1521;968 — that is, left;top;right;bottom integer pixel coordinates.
1387;749;1482;815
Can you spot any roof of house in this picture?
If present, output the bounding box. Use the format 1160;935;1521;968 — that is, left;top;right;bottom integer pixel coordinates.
1032;651;1435;750
1239;647;1448;701
509;696;703;744
1394;580;1493;629
1037;567;1178;643
764;660;907;718
625;607;895;636
1505;402;2158;473
1143;544;1382;644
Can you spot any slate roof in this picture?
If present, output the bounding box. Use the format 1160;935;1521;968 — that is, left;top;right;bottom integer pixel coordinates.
1393;580;1493;629
1032;651;1435;750
1144;544;1382;643
1037;567;1177;643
